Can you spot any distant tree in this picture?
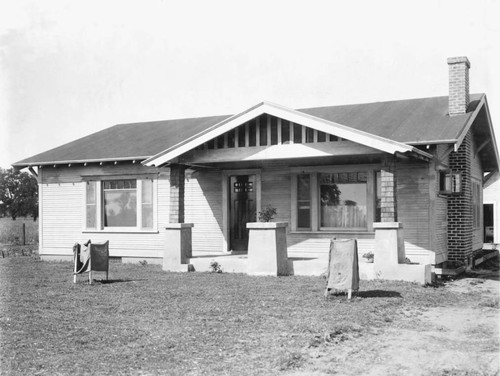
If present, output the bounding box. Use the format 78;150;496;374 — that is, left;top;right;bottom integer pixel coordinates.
0;168;38;220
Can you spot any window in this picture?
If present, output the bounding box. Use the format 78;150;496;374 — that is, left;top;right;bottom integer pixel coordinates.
293;170;375;232
85;178;155;230
297;174;311;229
141;179;154;228
439;170;461;194
319;173;368;229
86;181;97;228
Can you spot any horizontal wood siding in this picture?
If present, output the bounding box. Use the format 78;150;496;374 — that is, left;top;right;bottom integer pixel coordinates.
185;170;224;252
41;164;163;184
157;173;170;229
396;162;432;262
40;169;171;258
41;183;82;249
261;167;291;223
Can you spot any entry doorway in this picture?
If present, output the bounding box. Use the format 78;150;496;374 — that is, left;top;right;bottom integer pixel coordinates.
229;175;257;251
484;203;494;243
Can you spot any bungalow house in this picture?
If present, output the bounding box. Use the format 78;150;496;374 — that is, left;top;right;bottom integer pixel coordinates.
13;57;499;274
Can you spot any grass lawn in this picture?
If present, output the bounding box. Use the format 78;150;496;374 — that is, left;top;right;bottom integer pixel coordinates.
0;217;38;245
0;257;490;376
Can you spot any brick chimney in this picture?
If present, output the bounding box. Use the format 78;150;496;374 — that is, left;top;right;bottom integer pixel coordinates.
447;56;470;116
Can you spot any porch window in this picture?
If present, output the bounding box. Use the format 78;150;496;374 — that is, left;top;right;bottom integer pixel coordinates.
293;170;375;232
319;173;368;229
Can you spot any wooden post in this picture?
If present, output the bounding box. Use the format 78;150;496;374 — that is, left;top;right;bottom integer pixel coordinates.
22;223;26;246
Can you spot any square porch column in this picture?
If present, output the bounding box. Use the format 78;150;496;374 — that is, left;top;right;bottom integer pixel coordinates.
380;155;398;222
163;164;194;272
169;164;185;223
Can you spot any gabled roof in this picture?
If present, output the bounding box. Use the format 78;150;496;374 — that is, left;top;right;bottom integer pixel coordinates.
12;94;496;170
300;94;484;144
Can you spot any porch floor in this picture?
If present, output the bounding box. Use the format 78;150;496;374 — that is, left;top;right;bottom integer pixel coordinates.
189;250;331;276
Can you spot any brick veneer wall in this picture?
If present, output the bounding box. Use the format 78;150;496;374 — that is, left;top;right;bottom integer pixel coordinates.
447;131;473;262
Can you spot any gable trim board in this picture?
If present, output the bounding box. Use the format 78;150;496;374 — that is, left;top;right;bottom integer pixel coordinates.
143;101;432;167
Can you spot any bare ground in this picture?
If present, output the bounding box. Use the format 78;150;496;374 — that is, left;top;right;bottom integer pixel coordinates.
292;260;500;376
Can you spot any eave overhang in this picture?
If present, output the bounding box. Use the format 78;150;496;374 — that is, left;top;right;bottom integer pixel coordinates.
454;96;499;172
12;156;149;169
143;101;432;167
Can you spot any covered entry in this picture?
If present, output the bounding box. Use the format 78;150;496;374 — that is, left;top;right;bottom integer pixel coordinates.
229;174;256;251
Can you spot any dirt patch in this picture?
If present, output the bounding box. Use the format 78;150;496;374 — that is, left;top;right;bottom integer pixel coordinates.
292;259;500;376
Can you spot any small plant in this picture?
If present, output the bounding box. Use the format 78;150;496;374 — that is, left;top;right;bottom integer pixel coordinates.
139;260;148;266
258;205;277;222
209;260;222;273
362;252;374;262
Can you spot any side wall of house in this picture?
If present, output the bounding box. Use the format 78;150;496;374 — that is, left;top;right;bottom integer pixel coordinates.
448;130;484;263
39;164;170;262
430;144;452;265
395;161;434;264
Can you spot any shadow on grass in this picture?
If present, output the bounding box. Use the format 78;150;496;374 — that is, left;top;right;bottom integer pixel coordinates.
356;290;402;298
89;279;146;284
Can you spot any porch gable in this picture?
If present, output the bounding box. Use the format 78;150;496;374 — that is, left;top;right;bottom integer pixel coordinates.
143;102;431;167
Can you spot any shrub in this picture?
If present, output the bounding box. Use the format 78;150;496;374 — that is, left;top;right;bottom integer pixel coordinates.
258;205;277;222
209;260;222;273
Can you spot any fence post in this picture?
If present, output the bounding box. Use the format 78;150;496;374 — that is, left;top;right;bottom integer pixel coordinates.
22;223;26;246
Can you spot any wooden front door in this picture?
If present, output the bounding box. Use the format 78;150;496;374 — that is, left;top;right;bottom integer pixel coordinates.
230;175;256;251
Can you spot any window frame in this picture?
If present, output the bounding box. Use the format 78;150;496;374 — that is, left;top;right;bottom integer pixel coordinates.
83;177;158;233
291;166;377;233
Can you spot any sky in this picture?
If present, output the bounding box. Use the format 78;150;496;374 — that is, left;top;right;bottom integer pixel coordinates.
1;0;499;169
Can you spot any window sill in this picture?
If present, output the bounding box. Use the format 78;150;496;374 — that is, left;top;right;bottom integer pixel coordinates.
83;229;159;234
